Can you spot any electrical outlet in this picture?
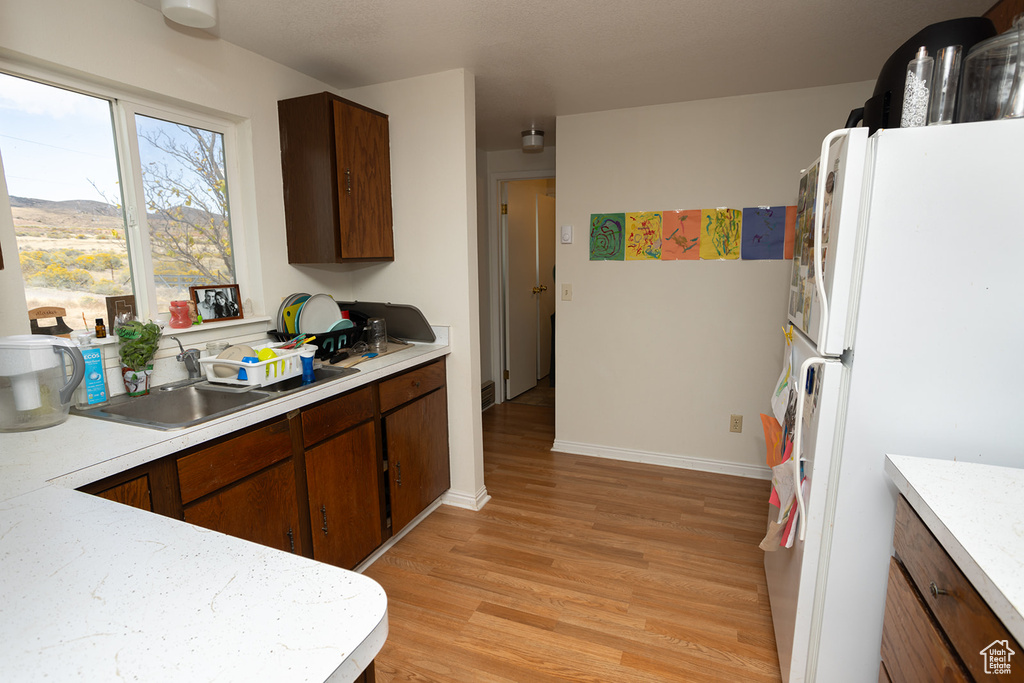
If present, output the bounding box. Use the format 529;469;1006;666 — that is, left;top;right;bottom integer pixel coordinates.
729;414;743;433
561;283;573;301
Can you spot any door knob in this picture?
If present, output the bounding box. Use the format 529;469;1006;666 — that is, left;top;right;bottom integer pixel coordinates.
531;285;548;294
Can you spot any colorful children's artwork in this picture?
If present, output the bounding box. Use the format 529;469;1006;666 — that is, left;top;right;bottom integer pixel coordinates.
661;210;701;260
699;208;741;260
741;206;787;260
625;212;662;260
589;213;625;261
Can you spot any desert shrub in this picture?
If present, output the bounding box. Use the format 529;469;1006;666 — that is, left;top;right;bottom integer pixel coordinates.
28;264;93;289
18;253;46;276
75;253;123;273
90;280;124;295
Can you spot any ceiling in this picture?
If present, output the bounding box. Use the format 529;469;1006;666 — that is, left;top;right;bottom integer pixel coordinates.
136;0;994;151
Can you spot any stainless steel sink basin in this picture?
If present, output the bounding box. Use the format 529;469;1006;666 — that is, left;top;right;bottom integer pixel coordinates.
257;366;358;394
73;383;272;430
73;365;358;430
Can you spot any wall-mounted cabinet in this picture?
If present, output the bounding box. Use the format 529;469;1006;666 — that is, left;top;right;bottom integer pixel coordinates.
278;91;394;264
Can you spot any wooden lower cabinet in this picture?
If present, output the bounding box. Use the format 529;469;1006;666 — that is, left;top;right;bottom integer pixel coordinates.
881;495;1024;683
305;420;383;569
96;474;153;512
81;359;451;568
384;386;450;534
184;460;303;554
880;557;968;683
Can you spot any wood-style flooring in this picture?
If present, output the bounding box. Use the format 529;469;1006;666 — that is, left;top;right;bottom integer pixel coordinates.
364;401;781;682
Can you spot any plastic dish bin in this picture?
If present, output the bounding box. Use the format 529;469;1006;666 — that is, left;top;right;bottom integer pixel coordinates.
198;343;316;388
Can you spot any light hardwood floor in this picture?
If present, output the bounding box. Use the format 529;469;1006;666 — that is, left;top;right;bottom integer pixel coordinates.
364;402;782;682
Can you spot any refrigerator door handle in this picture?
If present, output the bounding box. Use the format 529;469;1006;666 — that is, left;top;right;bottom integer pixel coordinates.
812;129;849;356
793;355;827;542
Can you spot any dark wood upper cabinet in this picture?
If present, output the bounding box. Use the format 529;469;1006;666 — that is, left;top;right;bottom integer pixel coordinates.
278;92;394;264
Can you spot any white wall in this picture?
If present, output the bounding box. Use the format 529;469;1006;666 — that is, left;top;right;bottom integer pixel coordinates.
0;0;485;507
340;70;487;509
476;148;490;385
554;82;874;476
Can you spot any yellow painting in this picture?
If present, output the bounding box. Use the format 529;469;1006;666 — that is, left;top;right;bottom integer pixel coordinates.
699;208;741;260
625;212;662;260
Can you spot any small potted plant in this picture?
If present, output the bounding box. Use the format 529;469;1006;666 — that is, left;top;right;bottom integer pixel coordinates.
116;319;162;396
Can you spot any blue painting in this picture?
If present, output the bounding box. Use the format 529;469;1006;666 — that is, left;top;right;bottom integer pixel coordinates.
742;206;786;260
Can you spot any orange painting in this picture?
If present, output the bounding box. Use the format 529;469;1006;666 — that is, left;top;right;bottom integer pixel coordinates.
661;210;701;260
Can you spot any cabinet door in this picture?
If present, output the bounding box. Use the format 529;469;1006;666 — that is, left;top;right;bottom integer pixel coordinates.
880;558;969;683
305;421;383;569
334;99;394;260
385;387;450;534
184;460;302;555
97;474;153;512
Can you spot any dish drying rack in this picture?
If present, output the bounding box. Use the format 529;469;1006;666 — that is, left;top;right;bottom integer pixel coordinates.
198;342;316;388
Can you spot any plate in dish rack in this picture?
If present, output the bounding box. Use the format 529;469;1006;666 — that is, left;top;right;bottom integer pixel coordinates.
296;293;339;334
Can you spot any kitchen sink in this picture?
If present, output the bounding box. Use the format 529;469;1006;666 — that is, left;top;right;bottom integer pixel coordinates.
73;365;358;430
256;366;358;393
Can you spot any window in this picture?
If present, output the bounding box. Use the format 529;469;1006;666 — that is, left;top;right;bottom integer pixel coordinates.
0;71;241;329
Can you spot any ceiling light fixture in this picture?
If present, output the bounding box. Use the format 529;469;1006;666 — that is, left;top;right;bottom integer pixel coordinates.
522;128;544;153
161;0;218;29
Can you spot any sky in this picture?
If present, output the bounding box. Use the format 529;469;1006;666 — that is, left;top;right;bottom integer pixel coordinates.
0;72;123;203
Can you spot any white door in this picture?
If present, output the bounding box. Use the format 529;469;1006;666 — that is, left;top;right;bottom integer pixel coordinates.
504;180;544;399
764;331;845;683
536;194;555;380
787;127;868;356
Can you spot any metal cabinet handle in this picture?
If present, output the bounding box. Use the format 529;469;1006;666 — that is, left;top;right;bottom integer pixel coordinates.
321;504;329;535
929;581;948;597
413;380;421;388
287;527;295;553
532;285;548;294
345;169;352;195
396;461;402;486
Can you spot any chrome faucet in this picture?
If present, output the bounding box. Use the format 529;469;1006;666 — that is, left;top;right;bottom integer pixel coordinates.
169;337;203;380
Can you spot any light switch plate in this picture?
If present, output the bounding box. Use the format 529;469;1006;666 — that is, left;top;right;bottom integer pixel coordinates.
560;224;573;244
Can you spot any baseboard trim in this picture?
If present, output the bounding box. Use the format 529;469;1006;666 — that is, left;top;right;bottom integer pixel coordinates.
354;498;445;573
551;439;772;481
442;486;491;511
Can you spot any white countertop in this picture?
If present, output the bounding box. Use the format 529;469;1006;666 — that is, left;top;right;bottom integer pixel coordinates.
885;454;1024;645
0;329;449;682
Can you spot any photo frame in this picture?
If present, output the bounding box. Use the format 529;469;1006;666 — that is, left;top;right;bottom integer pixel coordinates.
189;284;243;323
105;294;137;328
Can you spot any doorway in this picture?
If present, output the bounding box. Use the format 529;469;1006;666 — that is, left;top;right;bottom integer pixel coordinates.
500;178;555;402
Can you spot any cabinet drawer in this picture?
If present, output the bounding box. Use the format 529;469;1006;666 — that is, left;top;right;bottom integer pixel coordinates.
177;419;293;505
881;557;969;683
378;359;445;413
301;386;374;447
894;495;1023;681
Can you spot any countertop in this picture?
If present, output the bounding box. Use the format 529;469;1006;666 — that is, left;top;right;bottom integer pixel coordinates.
885;453;1024;645
0;329;449;682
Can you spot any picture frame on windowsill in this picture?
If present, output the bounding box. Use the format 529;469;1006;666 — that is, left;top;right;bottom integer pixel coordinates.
189;284;243;323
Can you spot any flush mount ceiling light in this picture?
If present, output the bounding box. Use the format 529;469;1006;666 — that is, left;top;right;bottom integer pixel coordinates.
161;0;218;29
522;128;544;152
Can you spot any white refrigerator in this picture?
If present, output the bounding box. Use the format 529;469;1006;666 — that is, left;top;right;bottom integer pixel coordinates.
764;118;1024;683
